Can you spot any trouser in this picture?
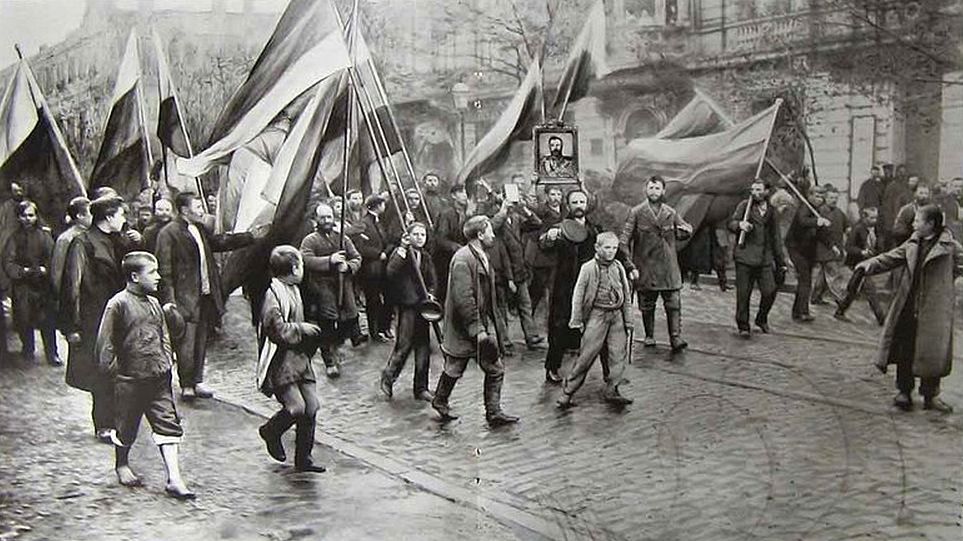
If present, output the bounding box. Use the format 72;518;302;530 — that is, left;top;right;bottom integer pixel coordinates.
176;295;217;388
638;289;682;338
382;307;430;394
114;372;183;447
529;267;554;316
545;325;581;373
0;289;9;362
441;351;506;418
896;356;941;398
837;269;886;322
496;279;538;343
92;379;116;431
317;317;358;368
563;308;626;398
734;263;777;331
787;247;814;317
362;277;391;336
811;259;847;304
17;322;58;360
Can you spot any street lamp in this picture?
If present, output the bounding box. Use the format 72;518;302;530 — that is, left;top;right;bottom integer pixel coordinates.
451;82;470;164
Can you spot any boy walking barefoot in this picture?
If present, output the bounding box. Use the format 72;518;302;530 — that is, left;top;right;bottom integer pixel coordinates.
557;233;634;409
255;246;326;473
96;252;194;499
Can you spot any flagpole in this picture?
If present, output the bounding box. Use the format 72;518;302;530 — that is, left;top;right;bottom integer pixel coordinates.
153;28;206;211
353;65;411;217
131;33;154;196
766;158;824;219
754;98;782;181
15;46;87;194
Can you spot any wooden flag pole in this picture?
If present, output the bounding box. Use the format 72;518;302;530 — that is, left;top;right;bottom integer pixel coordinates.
739;99;783;246
353;66;411;217
766;158;824;219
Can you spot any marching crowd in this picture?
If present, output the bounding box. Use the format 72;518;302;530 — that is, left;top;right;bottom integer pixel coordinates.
0;161;960;500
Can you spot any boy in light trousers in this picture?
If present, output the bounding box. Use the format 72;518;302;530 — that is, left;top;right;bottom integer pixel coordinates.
557;232;634;409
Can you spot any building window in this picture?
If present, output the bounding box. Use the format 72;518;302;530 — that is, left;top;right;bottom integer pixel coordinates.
590;138;604;155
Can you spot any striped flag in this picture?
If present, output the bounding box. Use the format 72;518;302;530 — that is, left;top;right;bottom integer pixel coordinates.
550;0;610;115
0;59;85;229
177;0;351;177
456;57;543;185
90;30;150;201
151;29;200;196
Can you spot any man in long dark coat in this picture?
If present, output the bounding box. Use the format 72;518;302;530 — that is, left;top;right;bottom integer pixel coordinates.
60;196;129;442
351;194;394;342
856;204;962;413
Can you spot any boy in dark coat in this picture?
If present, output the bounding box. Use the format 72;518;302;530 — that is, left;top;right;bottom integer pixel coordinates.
380;222;437;401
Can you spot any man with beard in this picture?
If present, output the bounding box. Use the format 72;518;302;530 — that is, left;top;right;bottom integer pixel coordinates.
892;183;932;246
433;184;470;303
835;207;886;325
3;201;58;365
431;215;518;427
343;190;367;236
620;176;693;352
730;179;787;336
526;185;565;315
540;136;575;178
301;202;363;378
421;172;450;219
142;199;174;254
539;190;599;383
60;196;129;442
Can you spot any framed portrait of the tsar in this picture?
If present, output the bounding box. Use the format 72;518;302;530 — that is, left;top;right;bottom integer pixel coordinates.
533;123;580;185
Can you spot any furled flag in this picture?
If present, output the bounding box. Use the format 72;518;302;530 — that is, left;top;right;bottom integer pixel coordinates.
0;58;85;229
152;28;199;196
550;0;610;115
655;88;735;139
456;57;543;185
177;0;351;177
612;100;782;206
90;30;151;201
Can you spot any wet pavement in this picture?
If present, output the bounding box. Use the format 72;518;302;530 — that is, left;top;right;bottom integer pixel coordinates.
0;360;527;541
2;283;962;540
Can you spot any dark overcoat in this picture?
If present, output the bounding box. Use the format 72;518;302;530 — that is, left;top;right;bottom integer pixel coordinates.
2;225;55;330
620;200;691;291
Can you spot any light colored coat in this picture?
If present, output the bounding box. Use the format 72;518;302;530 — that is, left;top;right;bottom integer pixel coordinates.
569;257;633;328
862;229;962;377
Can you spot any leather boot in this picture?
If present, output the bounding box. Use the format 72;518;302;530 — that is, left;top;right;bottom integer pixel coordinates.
431;373;459;421
294;415;326;473
484;374;519;427
641;310;656;347
259;409;296;463
667;309;688;352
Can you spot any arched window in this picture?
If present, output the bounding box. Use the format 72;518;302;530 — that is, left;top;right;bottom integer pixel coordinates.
623;108;661;140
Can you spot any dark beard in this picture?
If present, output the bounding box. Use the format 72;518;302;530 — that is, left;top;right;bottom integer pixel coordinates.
647;195;663;204
570;208;586;218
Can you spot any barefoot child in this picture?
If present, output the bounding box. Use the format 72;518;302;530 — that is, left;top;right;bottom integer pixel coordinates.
96;252;194;499
255;246;326;473
557;232;634;409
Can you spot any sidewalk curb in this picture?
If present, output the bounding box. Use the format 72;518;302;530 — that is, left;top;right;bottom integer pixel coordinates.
213;395;565;541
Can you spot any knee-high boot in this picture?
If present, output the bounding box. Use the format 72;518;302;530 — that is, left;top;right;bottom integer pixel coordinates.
667;308;688;352
484;373;519;427
294;414;325;473
259;409;296;462
431;373;460;421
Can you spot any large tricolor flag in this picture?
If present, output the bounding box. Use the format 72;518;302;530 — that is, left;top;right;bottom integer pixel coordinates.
613;100;782;206
456;57;543;185
0;58;85;228
90;30;150;201
177;0;352;177
550;0;610;115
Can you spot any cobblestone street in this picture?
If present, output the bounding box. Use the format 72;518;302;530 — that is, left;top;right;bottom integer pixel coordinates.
2;285;962;540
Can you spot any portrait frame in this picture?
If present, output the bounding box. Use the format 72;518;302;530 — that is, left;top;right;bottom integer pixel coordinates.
533;123;580;186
